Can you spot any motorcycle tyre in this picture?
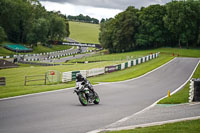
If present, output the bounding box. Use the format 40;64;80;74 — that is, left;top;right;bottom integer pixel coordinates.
78;93;88;106
93;92;100;104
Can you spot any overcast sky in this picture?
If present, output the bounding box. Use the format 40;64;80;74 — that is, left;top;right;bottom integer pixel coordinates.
39;0;171;20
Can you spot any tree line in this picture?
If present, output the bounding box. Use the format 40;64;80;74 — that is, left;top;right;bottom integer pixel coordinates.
67;14;99;24
99;0;200;53
0;0;70;46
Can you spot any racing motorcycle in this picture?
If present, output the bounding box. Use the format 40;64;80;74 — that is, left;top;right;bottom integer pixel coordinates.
74;81;100;106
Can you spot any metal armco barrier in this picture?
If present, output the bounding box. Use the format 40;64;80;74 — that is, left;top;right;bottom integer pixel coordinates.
0;77;6;86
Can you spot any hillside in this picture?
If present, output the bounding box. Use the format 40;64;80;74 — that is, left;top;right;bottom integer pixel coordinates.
69;21;100;44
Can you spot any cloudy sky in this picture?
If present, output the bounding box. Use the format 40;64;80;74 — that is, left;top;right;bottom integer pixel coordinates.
39;0;171;20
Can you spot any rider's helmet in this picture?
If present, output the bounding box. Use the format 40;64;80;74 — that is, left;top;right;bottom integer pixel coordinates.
76;73;83;81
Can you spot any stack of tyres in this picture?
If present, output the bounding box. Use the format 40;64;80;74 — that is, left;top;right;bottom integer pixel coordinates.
193;78;200;102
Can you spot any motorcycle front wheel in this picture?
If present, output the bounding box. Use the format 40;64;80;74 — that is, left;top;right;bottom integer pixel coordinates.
78;93;88;106
93;92;100;104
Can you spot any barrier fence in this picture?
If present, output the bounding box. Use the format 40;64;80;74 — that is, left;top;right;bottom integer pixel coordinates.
62;52;159;82
24;74;47;86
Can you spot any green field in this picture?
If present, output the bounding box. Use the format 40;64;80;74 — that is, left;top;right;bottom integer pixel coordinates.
106;119;200;133
69;21;100;43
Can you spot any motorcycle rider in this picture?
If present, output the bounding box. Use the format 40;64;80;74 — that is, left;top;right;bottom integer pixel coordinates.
75;73;94;93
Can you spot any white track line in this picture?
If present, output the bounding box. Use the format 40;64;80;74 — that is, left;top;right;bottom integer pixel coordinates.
0;87;74;101
87;59;200;133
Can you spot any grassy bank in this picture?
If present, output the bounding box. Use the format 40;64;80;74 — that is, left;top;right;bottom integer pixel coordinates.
106;119;200;133
69;47;200;63
0;43;72;56
69;21;100;43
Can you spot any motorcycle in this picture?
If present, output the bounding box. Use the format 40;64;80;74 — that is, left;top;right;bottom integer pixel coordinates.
74;81;100;106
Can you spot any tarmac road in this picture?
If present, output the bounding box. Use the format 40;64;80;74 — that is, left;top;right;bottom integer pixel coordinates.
40;52;95;63
23;47;88;62
0;58;199;133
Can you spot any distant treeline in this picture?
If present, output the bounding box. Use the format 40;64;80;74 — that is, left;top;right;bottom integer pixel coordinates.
0;0;70;46
67;14;99;24
99;0;200;53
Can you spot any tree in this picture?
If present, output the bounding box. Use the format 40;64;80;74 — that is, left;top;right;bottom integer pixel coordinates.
99;19;115;53
67;14;99;24
27;18;50;45
0;0;70;44
100;18;105;23
136;5;168;49
164;1;198;48
99;6;139;53
0;26;7;43
49;15;67;41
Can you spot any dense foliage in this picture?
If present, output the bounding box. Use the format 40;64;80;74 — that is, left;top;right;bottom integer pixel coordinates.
0;0;70;46
67;14;99;24
99;0;200;53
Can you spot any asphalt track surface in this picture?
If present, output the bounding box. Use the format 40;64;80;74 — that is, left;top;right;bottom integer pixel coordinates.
0;58;199;133
23;47;88;62
40;52;95;63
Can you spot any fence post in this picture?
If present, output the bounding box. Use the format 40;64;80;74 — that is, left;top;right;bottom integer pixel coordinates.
24;75;27;86
45;73;47;85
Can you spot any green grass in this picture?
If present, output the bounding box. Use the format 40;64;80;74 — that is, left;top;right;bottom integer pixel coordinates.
89;55;173;83
0;43;72;56
69;21;100;43
154;47;200;58
69;47;200;63
0;61;125;98
106;119;200;133
0;51;166;99
158;62;200;104
0;46;15;56
32;44;71;53
1;47;200;99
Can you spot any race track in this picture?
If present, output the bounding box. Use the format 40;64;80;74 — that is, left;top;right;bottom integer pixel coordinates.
0;58;199;133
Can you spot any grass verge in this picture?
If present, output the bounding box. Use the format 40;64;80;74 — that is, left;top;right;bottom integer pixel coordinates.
68;47;200;63
105;119;200;133
89;55;173;83
158;61;200;104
